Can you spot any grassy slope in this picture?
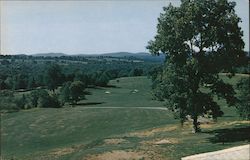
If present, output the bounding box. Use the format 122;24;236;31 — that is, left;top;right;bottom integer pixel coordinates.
1;76;249;160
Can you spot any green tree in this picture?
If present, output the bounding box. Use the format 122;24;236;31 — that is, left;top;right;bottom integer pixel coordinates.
28;77;36;89
60;82;71;105
130;68;143;77
29;90;41;108
46;64;63;92
95;72;110;87
69;81;86;104
236;78;250;120
74;71;88;86
147;0;245;132
37;90;61;108
15;94;27;109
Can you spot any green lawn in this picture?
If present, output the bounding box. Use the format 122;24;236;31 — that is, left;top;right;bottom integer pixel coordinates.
1;76;249;160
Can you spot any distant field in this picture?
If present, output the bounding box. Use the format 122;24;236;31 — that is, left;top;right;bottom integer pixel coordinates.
1;76;249;160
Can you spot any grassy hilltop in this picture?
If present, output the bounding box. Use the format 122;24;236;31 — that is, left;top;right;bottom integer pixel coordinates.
1;76;249;160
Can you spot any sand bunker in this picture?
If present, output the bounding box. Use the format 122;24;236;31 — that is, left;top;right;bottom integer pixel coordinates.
128;125;178;137
85;150;147;160
103;138;128;145
141;138;179;145
49;147;75;157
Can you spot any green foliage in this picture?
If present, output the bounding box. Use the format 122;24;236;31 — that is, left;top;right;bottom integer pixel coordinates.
74;71;88;86
95;72;110;87
69;81;86;104
15;94;27;109
60;81;86;105
27;77;36;89
236;78;250;120
0;54;161;92
0;91;20;112
37;90;61;108
147;0;245;132
29;90;42;108
130;68;144;77
60;82;71;105
45;64;64;91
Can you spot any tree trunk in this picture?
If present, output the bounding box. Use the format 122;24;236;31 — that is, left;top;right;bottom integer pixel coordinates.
193;115;200;133
180;108;185;127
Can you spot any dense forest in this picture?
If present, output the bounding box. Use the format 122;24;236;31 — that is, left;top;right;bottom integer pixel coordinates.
0;54;163;112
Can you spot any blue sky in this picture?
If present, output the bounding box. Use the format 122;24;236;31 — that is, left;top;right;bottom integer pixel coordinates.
1;0;249;55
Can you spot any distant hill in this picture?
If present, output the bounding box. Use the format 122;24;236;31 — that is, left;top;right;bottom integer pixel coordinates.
91;52;165;62
30;52;165;62
33;53;67;57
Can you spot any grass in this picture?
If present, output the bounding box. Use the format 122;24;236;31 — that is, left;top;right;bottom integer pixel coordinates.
1;76;249;160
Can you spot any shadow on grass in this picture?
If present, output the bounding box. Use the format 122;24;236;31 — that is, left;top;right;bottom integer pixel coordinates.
105;85;121;88
204;126;250;144
89;85;121;90
76;102;105;106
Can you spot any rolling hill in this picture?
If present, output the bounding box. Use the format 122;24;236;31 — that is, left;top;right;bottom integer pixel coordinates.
31;52;165;62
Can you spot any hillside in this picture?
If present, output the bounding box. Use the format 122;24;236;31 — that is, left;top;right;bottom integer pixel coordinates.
1;76;249;160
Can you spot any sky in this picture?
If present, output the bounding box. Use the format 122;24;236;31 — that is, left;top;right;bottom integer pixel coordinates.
0;0;249;55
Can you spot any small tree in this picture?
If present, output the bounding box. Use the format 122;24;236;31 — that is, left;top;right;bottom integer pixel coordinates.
74;71;88;86
37;90;61;108
69;81;86;104
29;90;41;108
15;94;27;109
60;82;71;105
147;0;245;132
45;64;63;92
95;72;110;87
28;77;36;89
130;68;143;77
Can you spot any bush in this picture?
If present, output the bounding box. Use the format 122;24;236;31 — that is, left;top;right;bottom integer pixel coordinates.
0;91;20;112
0;97;20;112
37;90;62;108
15;94;27;109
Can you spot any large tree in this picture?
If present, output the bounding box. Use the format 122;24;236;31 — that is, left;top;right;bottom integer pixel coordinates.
147;0;245;132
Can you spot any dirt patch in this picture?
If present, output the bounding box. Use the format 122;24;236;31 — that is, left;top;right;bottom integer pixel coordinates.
221;120;250;126
141;138;179;145
49;148;75;157
103;138;128;145
154;138;179;145
128;125;178;138
85;150;147;160
49;144;84;158
200;120;250;129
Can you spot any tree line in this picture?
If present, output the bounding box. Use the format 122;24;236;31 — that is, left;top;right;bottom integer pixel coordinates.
0;56;160;112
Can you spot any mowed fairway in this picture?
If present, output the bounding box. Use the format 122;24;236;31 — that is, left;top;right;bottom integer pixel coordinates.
1;76;249;160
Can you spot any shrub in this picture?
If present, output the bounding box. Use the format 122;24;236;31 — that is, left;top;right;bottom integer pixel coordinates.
37;90;62;108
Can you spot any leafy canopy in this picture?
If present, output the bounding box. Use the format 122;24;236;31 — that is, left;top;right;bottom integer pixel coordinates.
147;0;245;132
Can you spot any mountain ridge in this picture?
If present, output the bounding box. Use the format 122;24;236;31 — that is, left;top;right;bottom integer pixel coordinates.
31;52;165;62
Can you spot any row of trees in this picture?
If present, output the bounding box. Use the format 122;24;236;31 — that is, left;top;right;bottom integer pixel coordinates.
0;80;88;112
0;61;148;112
0;90;61;112
0;60;147;91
